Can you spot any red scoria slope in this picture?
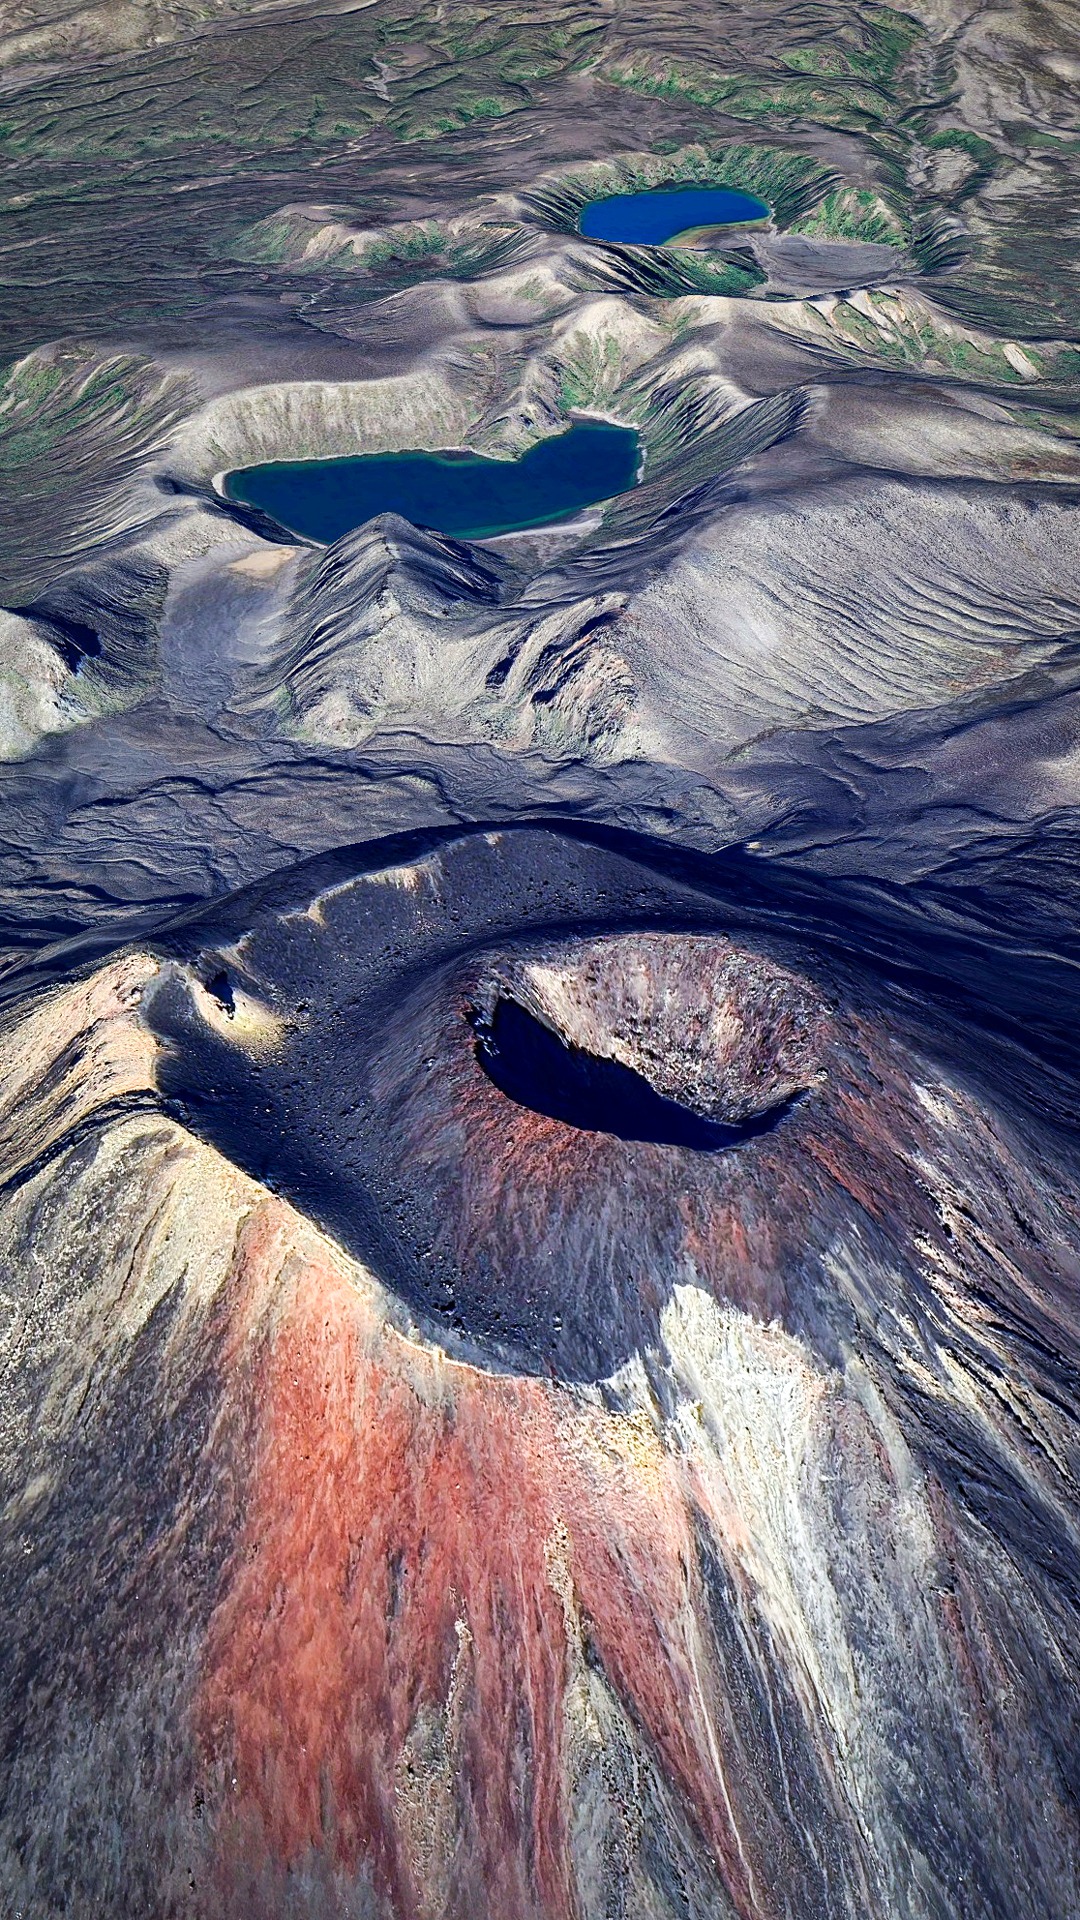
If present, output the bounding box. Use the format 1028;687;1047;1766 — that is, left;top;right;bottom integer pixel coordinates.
1;831;1079;1919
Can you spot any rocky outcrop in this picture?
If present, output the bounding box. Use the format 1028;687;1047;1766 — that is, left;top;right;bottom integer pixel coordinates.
238;513;642;761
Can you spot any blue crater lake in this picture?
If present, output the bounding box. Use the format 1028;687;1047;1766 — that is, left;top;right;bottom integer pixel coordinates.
578;186;769;245
224;420;641;545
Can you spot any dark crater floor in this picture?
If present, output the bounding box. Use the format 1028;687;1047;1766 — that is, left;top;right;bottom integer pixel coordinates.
139;822;1080;1384
144;826;832;1376
470;994;803;1150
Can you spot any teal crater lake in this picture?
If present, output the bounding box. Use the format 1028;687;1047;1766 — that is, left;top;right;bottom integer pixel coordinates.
578;187;769;246
224;420;642;545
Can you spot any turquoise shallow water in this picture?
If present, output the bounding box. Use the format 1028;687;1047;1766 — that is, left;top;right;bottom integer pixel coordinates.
578;186;769;244
225;420;642;544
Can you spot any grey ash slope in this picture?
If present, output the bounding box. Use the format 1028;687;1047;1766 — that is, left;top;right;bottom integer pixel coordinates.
1;444;1079;997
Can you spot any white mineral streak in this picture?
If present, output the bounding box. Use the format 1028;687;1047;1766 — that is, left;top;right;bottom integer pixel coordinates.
1002;342;1040;378
654;1281;949;1907
658;1288;858;1752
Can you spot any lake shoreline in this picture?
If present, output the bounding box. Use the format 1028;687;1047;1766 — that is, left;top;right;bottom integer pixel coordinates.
220;419;643;546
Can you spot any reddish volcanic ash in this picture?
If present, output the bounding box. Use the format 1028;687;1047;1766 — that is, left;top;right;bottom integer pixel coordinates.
7;837;1080;1920
198;1202;760;1920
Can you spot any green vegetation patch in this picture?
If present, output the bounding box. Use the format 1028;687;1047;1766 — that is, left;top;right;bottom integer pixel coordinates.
386;82;527;143
926;128;998;164
0;0;607;173
781;289;1080;387
791;186;906;244
556;332;627;413
0;347;193;602
779;6;918;87
575;245;766;301
374;0;607;140
601;55;894;137
226;209;533;292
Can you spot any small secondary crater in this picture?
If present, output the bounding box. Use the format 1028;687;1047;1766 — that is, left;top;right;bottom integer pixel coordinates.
202;969;236;1017
224;419;641;546
471;995;801;1150
578;186;769;246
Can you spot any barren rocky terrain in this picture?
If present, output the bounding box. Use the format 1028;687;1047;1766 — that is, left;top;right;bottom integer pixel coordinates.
0;0;1079;1915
